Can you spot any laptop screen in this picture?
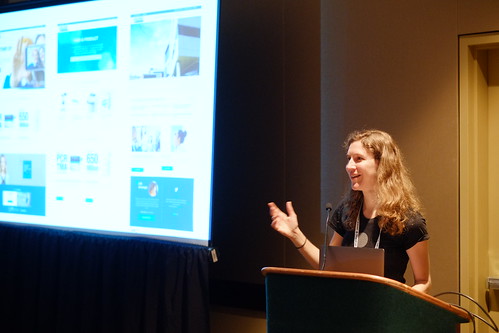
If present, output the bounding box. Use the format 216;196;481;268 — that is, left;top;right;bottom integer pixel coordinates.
320;246;385;276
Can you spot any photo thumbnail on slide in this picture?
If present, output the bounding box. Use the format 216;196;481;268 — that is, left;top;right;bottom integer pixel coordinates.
58;24;117;73
0;29;46;89
171;126;188;152
130;16;201;79
130;176;193;231
0;153;46;216
131;125;162;152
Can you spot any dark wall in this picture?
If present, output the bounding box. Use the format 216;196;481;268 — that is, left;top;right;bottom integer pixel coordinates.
212;0;285;284
210;0;321;309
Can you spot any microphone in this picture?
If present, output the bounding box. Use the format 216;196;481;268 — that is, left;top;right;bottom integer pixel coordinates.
320;203;333;270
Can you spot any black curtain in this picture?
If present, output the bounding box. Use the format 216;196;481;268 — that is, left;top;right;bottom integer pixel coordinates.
0;223;210;333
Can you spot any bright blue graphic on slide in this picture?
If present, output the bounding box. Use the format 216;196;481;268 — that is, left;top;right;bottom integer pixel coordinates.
130;176;193;231
0;154;46;216
58;26;117;73
23;160;32;179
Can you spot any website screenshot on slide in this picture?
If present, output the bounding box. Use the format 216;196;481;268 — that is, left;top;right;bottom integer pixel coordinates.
0;0;218;245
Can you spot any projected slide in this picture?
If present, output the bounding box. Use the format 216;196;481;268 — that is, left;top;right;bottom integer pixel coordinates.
0;0;218;246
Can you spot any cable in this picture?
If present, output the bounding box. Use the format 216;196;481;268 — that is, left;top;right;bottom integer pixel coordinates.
443;302;476;333
433;291;498;332
433;291;497;331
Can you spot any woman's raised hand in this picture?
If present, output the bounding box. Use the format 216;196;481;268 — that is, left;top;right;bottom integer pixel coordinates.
268;201;299;239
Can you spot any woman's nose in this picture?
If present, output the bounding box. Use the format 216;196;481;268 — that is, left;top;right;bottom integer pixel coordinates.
345;158;355;171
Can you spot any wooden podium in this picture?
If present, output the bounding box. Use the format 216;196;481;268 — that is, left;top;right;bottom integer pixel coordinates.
262;267;471;333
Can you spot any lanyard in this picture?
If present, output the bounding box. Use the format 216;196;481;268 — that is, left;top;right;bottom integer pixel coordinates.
353;211;381;249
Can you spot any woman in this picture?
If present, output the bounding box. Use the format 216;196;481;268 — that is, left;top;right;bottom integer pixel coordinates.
268;129;431;293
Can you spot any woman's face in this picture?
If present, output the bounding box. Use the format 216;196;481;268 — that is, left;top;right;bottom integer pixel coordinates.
345;140;378;193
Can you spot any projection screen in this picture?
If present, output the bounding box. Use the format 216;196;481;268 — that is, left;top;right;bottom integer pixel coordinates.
0;0;219;246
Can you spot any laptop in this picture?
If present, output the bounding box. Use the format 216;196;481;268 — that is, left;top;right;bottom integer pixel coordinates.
320;246;385;277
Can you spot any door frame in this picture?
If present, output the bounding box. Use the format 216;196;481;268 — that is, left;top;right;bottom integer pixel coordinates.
459;32;499;332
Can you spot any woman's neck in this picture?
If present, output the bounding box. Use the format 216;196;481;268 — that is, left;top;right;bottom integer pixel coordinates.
362;192;378;219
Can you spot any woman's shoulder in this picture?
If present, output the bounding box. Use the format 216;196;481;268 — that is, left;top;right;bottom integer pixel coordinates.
382;211;428;248
332;200;350;220
329;201;350;233
404;210;427;228
403;210;429;242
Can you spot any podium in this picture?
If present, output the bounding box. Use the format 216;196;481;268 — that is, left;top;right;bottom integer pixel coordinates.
262;267;471;333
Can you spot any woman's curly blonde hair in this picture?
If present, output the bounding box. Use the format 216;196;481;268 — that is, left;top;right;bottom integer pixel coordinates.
342;129;421;235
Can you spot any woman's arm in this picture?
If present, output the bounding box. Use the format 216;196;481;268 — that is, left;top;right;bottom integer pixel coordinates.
329;232;343;246
268;201;321;268
406;240;431;293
